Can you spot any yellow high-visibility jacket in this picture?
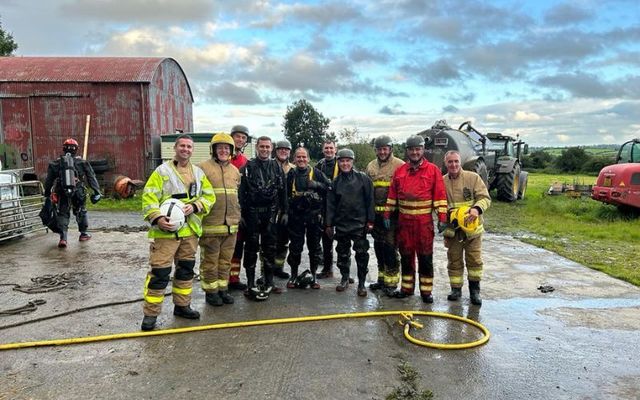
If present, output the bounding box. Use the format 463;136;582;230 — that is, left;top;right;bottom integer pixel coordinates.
142;160;215;238
443;170;491;237
198;159;241;236
365;155;405;213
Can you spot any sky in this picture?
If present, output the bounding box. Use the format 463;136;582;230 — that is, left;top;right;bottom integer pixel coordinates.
1;0;639;147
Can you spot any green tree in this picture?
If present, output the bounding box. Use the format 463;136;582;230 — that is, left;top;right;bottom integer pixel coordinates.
0;18;18;56
555;147;590;172
522;149;555;170
283;99;331;160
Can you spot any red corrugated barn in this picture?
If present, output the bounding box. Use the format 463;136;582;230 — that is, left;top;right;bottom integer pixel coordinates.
0;56;193;181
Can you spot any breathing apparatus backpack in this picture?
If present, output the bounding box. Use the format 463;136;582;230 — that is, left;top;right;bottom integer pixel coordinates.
60;153;77;196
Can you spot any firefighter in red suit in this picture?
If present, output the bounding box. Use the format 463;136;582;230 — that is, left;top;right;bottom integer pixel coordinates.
383;135;448;303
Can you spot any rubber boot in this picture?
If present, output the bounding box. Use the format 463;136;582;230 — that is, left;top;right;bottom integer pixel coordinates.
469;281;482;306
244;267;256;296
336;275;349;292
219;290;234;304
447;287;462;301
141;315;157;331
357;282;367;297
421;293;433;304
264;266;283;294
310;264;320;289
205;292;223;307
287;265;298;289
173;305;200;319
369;278;385;291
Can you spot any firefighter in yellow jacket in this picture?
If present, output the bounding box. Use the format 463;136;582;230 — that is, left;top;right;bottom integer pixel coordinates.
365;135;404;296
442;150;491;306
140;134;215;331
197;133;241;307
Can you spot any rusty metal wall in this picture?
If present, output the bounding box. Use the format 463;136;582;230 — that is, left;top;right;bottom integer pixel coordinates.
0;59;193;182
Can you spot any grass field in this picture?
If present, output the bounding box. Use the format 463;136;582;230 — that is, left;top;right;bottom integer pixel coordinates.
484;173;640;286
88;173;640;286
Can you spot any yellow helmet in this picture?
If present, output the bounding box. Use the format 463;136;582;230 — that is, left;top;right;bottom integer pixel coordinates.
450;206;479;234
210;133;235;156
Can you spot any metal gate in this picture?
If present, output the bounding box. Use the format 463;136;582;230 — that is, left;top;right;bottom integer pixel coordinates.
0;168;45;242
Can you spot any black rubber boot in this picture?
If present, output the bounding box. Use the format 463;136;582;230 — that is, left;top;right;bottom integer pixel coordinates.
369;279;385;291
205;292;223;307
447;287;462;301
469;281;482;306
219;290;234;304
174;305;200;319
357;282;367;297
421;293;433;304
141;315;157;331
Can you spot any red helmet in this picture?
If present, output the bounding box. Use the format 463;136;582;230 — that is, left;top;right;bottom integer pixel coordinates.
63;138;79;147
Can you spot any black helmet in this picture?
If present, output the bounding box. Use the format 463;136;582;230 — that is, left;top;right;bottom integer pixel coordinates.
336;148;355;160
293;270;315;289
374;135;393;149
275;139;292;150
405;135;425;148
230;125;250;138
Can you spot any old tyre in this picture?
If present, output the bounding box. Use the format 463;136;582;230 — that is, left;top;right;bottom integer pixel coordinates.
472;159;489;189
518;171;528;200
496;163;521;202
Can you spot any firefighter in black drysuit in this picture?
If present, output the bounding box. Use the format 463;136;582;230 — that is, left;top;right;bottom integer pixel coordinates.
285;147;332;289
239;136;288;300
325;149;375;296
43;138;102;248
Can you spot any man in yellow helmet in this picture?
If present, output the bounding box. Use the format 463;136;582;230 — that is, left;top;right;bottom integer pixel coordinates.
442;150;491;306
140;134;216;331
197;133;241;307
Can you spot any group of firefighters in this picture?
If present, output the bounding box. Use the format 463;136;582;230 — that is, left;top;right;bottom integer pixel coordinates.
138;126;491;331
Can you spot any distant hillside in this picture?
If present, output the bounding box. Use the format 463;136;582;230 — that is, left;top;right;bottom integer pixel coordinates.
530;144;619;159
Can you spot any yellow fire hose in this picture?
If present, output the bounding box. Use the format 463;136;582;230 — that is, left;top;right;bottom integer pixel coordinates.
0;310;489;351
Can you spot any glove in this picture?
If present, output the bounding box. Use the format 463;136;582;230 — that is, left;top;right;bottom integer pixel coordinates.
437;220;448;234
90;193;102;204
324;226;334;239
280;213;289;227
382;218;391;230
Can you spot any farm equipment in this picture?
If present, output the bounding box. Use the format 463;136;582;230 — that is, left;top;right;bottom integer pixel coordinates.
0;167;45;242
591;138;640;210
418;120;529;202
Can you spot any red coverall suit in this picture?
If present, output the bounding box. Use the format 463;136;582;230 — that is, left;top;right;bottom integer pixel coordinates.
384;159;448;300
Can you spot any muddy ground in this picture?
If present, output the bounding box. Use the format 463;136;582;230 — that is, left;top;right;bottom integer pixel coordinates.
0;211;639;400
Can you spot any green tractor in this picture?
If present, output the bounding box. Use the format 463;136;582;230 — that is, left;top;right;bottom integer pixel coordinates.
418;120;529;202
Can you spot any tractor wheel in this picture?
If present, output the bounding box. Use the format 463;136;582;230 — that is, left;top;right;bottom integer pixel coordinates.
472;159;489;189
518;171;528;200
496;164;521;202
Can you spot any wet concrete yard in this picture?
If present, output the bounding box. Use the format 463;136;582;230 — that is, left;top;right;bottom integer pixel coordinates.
1;212;639;399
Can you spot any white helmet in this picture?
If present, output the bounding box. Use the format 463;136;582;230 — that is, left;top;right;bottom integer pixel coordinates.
159;198;186;232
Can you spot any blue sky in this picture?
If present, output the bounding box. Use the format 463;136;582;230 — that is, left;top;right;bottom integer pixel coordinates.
2;0;639;146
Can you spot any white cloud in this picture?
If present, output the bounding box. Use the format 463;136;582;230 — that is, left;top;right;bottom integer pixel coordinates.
556;134;571;143
513;111;542;122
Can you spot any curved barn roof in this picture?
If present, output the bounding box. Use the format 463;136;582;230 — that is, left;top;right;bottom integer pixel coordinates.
0;56;193;100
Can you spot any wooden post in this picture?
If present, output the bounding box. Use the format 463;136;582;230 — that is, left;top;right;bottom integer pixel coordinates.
82;115;91;159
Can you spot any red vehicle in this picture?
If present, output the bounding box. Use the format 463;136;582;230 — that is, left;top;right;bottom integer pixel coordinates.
591;138;640;210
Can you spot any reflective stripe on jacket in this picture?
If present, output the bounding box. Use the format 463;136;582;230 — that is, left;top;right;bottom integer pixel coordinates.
384;159;447;222
198;159;241;236
365;155;405;213
142;161;215;238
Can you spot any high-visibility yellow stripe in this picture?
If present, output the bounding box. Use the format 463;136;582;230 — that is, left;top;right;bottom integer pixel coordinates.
399;199;432;207
399;207;432;215
419;284;433;291
402;275;413;281
203;225;238;234
201;280;219;291
212;188;238;195
217;279;228;289
375;206;392;212
449;276;464;284
373;181;391;187
419;277;433;284
449;201;474;208
143;275;164;304
468;269;483;279
172;287;192;296
433;200;448;207
386;199;397;205
401;282;414;289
